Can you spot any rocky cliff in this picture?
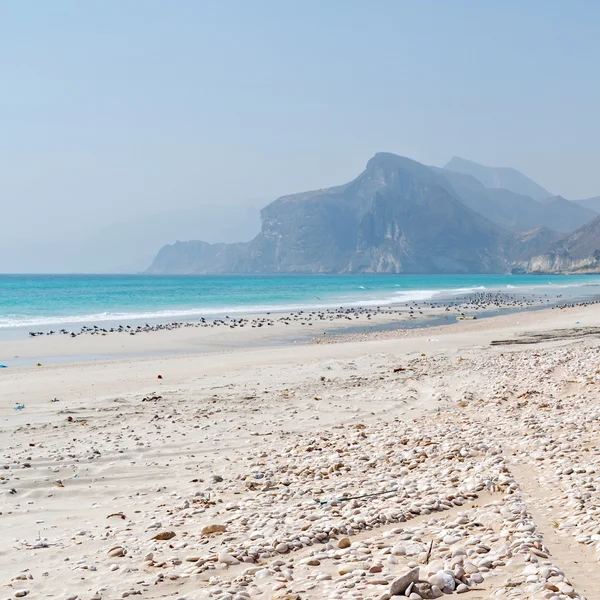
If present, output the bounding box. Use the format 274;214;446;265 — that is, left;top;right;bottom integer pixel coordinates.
147;153;600;275
517;216;600;273
148;240;251;274
505;227;563;263
148;153;512;274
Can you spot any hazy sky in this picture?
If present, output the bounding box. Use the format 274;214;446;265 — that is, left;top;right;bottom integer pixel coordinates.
2;1;600;271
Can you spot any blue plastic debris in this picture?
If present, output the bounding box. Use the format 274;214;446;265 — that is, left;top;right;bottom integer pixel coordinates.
14;403;25;410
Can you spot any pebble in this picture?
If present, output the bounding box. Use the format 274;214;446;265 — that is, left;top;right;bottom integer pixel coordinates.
218;553;241;566
5;317;599;600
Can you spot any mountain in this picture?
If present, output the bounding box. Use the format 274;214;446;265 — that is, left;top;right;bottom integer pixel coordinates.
518;216;600;273
148;153;510;274
538;196;598;233
444;156;552;200
433;169;597;233
573;196;600;213
148;240;251;274
505;227;564;263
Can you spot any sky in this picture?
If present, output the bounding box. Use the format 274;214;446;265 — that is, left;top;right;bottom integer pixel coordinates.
2;1;600;272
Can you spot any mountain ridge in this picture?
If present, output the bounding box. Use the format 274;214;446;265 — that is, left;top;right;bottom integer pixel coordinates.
149;153;508;274
444;156;552;200
147;153;599;275
431;168;596;233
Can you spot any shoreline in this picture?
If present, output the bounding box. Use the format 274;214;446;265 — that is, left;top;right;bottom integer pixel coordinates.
1;290;598;367
1;299;598;373
4;272;600;336
0;292;600;368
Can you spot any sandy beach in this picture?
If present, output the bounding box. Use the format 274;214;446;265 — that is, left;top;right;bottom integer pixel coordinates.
1;303;599;600
5;2;600;599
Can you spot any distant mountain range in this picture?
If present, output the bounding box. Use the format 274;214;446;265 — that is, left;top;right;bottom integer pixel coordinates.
444;156;552;200
147;154;600;274
430;168;596;233
573;196;600;213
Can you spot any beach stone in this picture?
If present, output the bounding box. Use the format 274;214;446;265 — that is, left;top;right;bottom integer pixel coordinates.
557;583;574;594
338;537;351;549
338;562;369;575
431;571;455;593
276;543;289;553
429;574;444;588
107;546;126;557
443;535;461;545
255;569;270;578
218;552;240;565
202;524;227;535
423;560;443;576
389;567;419;595
453;565;465;580
152;531;176;541
14;592;29;598
456;584;469;593
413;582;438;599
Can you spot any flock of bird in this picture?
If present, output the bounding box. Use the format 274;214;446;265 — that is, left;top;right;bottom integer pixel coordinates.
26;291;594;339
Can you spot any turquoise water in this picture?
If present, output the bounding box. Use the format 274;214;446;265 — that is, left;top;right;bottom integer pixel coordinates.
1;273;600;331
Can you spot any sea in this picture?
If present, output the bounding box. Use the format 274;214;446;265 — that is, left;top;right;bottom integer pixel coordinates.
2;273;600;338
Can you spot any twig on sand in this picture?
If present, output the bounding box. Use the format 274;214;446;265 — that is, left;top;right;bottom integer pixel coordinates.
425;540;433;564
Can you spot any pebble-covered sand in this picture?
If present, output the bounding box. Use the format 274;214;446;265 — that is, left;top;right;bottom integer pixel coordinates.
1;310;599;599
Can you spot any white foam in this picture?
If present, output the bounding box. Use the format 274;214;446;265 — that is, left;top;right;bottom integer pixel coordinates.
0;280;593;330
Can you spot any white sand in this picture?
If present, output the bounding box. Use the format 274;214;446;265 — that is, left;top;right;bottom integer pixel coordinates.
1;304;599;599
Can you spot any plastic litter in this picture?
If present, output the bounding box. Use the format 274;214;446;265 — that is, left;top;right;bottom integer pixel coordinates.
0;364;7;368
14;404;25;410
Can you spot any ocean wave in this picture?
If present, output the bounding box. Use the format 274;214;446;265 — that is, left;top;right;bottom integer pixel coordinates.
0;280;596;330
0;291;474;329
